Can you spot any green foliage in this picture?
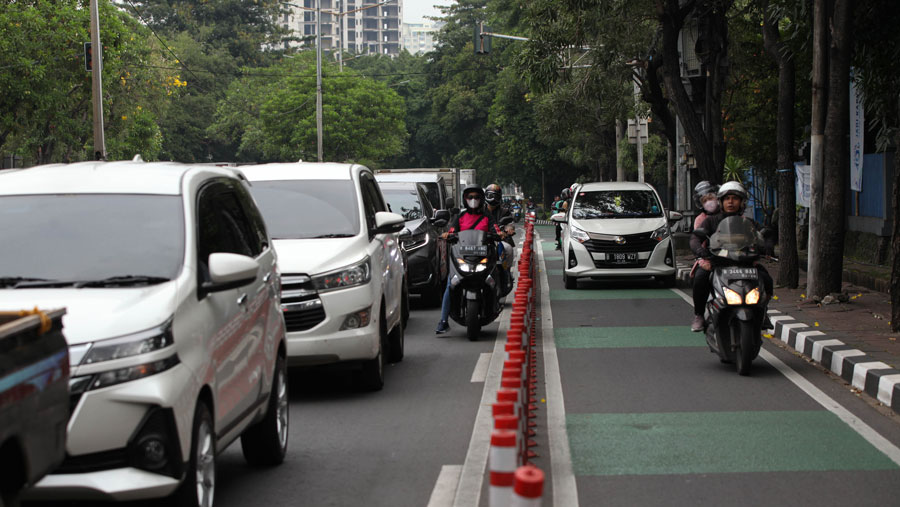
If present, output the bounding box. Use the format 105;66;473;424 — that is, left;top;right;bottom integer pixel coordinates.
0;1;174;163
723;154;748;182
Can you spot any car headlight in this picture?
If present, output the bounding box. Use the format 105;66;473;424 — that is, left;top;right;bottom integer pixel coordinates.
81;320;174;365
569;225;590;243
312;257;371;292
401;232;429;251
723;287;743;305
650;225;670;241
745;287;761;305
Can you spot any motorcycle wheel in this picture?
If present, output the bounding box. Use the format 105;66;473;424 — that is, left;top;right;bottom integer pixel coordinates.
734;320;756;376
466;299;480;341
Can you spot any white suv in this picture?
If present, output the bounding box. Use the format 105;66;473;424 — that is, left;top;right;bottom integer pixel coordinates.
240;163;407;391
552;181;681;289
0;161;288;506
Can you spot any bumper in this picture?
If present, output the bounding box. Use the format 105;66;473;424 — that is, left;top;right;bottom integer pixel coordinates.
564;237;676;278
286;283;381;366
24;468;180;502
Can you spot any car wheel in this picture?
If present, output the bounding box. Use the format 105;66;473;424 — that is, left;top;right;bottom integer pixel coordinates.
401;280;410;329
358;309;386;391
240;354;289;467
564;272;577;290
174;401;215;507
387;307;405;363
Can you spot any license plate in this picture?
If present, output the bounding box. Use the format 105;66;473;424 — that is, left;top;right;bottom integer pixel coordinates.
611;252;638;263
721;266;757;278
459;245;488;256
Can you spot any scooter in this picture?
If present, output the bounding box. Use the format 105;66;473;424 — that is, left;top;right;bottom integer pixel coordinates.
447;229;503;340
698;216;769;376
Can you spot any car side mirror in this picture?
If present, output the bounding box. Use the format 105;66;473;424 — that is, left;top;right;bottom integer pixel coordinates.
374;211;405;234
201;252;259;295
432;209;450;223
667;210;683;224
550;212;567;224
399;228;412;240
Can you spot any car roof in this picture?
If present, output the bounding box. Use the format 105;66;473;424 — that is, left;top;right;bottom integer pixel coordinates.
378;181;422;192
578;181;656;192
375;173;443;184
0;160;237;196
239;162;361;182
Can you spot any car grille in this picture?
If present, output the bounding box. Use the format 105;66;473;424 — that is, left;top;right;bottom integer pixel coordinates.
593;258;650;269
281;275;326;332
582;231;659;254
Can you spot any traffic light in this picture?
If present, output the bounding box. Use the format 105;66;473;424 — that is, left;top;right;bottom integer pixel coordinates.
84;42;92;71
473;22;491;54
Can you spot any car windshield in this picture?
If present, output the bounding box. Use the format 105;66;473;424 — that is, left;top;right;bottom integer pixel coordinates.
0;194;184;283
248;180;359;239
571;190;663;219
382;188;424;221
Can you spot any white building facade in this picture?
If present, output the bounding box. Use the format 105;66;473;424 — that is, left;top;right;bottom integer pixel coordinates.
282;0;402;56
401;22;439;55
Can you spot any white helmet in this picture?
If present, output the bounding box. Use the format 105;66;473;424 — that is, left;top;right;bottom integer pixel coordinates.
717;181;748;213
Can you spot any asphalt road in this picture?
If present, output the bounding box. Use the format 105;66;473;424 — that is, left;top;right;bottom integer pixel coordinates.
534;224;900;506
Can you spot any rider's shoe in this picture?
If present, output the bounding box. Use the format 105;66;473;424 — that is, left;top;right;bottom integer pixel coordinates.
435;320;450;334
690;315;705;332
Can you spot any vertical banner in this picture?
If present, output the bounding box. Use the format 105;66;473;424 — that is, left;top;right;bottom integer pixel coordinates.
795;162;811;208
850;75;865;192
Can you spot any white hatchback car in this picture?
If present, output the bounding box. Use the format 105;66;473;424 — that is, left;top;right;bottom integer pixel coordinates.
239;163;407;391
0;161;287;506
552;181;681;289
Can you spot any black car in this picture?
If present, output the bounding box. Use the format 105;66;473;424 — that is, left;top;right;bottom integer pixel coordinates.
380;182;450;306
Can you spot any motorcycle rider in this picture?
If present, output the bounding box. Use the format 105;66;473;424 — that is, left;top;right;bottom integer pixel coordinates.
485;183;515;295
435;185;504;334
554;188;569;250
689;181;773;332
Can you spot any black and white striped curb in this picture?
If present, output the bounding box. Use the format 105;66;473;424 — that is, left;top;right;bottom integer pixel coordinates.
765;311;900;415
676;261;900;415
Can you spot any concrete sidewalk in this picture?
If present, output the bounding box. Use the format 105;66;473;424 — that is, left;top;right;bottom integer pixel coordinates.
674;246;900;416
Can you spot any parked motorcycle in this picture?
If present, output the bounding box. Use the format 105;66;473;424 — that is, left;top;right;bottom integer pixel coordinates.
698;216;769;375
447;228;504;340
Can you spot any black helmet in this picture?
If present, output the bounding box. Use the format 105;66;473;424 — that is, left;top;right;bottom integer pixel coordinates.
485;183;502;206
693;180;718;209
461;184;485;211
561;188;570;200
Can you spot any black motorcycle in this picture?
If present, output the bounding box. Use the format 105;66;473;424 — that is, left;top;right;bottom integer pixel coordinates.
699;216;769;375
447;229;503;340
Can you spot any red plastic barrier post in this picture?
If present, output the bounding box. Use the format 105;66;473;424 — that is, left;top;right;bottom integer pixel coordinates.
510;465;544;507
489;430;518;507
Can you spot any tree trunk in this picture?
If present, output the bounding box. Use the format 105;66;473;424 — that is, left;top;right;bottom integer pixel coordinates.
807;0;829;296
762;1;799;288
811;0;851;298
892;128;900;332
657;0;722;185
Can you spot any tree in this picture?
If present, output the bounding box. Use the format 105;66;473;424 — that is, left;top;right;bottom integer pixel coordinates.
762;0;799;288
852;0;900;330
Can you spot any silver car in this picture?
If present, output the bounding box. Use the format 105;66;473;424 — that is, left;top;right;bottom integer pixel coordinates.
0;160;288;506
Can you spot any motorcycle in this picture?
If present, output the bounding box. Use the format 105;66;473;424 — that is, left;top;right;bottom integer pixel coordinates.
512;204;522;222
698;216;769;375
447;228;504;340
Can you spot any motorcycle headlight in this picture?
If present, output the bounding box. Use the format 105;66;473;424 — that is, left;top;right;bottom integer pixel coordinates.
723;287;743;305
401;232;428;251
475;264;487;272
745;287;761;305
82;320;174;365
650;225;670;241
569;225;590;244
312;257;371;292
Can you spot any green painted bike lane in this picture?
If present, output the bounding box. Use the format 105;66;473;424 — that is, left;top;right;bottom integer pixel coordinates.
533;226;900;505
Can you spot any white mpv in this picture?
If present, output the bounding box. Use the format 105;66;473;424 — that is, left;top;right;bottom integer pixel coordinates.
240;163;407;391
0;161;288;507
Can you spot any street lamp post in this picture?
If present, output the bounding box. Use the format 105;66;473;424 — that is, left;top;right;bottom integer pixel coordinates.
315;0;323;162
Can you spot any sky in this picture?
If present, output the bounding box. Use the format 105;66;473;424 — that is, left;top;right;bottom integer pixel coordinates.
403;0;450;24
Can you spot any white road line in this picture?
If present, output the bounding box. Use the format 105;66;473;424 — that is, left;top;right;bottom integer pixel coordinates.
471;353;492;383
453;257;516;507
536;230;580;507
428;465;463;507
670;287;900;466
759;349;900;466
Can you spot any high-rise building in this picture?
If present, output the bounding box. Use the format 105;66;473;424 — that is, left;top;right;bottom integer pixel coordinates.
401;22;440;55
283;0;402;56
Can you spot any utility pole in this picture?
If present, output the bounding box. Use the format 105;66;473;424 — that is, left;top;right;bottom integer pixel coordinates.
90;0;106;160
315;0;323;162
633;79;645;183
807;0;828;295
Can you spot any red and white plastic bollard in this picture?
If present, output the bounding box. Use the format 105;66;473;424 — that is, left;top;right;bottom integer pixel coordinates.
489;430;518;507
510;465;544;507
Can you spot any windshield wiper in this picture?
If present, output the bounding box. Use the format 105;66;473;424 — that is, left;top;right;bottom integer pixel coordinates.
71;275;171;288
310;233;354;239
0;276;53;288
